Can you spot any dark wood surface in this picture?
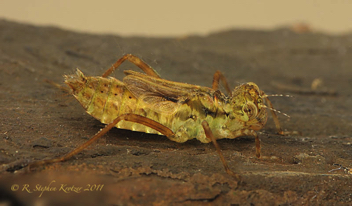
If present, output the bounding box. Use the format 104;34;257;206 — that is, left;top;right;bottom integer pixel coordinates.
1;19;351;205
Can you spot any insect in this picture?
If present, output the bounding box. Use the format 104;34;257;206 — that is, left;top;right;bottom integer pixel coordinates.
28;54;292;178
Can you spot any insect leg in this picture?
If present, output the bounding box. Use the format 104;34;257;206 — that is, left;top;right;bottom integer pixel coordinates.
231;129;261;158
264;96;300;135
201;121;239;179
212;70;232;95
102;54;161;78
28;114;174;169
263;96;285;135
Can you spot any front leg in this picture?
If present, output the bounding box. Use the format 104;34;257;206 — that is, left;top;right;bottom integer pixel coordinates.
230;129;260;158
264;95;301;136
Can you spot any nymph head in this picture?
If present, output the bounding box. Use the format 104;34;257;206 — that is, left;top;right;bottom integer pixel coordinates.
231;82;268;130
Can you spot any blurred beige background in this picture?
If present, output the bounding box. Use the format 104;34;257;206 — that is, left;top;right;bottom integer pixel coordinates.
1;0;351;36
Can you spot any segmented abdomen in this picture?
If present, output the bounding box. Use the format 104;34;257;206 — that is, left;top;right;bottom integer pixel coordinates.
65;69;164;134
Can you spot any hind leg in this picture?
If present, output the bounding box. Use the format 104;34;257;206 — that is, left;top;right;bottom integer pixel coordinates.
212;70;232;95
102;54;161;78
28;114;174;169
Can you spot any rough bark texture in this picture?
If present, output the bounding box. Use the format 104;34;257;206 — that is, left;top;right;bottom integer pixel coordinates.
0;19;351;205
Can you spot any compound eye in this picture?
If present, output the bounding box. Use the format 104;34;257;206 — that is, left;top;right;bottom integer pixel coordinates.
243;102;258;120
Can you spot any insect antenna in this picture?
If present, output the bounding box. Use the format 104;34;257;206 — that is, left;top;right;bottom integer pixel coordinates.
260;104;291;118
262;94;293;98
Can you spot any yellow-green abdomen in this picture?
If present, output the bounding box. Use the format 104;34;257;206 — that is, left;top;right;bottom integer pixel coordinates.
65;70;166;134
